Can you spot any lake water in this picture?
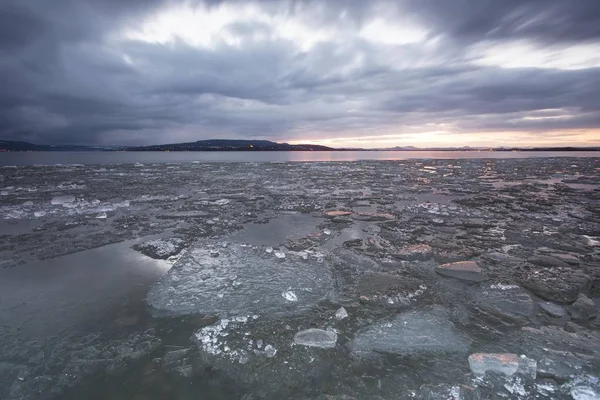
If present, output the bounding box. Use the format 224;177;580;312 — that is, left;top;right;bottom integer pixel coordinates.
0;150;598;166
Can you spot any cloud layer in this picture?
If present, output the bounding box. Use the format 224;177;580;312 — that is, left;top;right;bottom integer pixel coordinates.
1;0;599;147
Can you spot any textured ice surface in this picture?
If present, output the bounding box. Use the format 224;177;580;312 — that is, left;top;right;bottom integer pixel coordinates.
474;285;534;321
293;329;337;349
349;309;471;356
148;242;333;316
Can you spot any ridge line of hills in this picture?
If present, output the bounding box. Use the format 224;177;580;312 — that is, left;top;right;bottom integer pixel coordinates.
1;139;599;152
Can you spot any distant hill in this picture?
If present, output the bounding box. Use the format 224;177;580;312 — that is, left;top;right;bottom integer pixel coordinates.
124;139;334;151
0;140;114;152
1;139;598;152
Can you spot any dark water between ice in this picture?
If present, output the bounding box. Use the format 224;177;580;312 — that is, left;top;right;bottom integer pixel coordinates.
1;150;598;165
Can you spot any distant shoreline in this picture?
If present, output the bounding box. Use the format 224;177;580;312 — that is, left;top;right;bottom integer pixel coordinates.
2;148;599;153
1;139;599;152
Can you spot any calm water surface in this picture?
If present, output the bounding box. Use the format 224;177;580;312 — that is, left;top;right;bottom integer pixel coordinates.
1;150;598;166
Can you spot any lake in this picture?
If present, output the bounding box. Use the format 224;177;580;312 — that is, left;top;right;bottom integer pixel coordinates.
1;157;599;399
0;150;598;166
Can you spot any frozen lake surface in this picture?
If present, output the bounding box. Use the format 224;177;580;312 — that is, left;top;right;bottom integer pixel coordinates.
1;158;600;399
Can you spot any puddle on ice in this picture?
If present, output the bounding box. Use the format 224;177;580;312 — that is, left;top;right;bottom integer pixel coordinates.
0;239;171;342
225;213;323;246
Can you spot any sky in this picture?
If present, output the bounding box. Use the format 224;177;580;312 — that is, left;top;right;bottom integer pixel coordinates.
1;0;599;148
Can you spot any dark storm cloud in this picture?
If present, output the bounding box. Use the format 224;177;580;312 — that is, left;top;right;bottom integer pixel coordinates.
406;0;600;44
0;0;599;145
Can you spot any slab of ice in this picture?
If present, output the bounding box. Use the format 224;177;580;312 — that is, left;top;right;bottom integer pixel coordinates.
51;195;76;205
294;329;337;349
475;285;533;321
349;309;471;356
264;344;277;358
469;353;537;379
148;242;332;316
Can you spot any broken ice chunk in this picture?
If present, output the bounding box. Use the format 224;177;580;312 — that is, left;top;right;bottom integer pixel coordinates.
294;329;337;349
468;353;537;378
51;195;75;205
323;228;331;235
518;354;537;379
215;199;230;206
335;307;349;320
96;212;107;219
469;353;519;376
274;251;285;259
34;211;46;218
265;247;274;254
264;344;277;358
6;209;25;219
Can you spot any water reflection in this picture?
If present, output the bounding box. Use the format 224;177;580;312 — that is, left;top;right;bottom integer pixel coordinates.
0;150;598;166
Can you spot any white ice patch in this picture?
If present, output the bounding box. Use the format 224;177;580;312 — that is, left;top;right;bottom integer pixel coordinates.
490;283;520;291
282;291;298;302
564;375;600;400
583;235;600;246
274;251;286;259
504;377;527;397
335;307;348;320
378;285;427;305
194;316;257;362
114;200;130;208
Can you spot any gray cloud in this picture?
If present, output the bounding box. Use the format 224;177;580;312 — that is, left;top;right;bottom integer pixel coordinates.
0;0;599;146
